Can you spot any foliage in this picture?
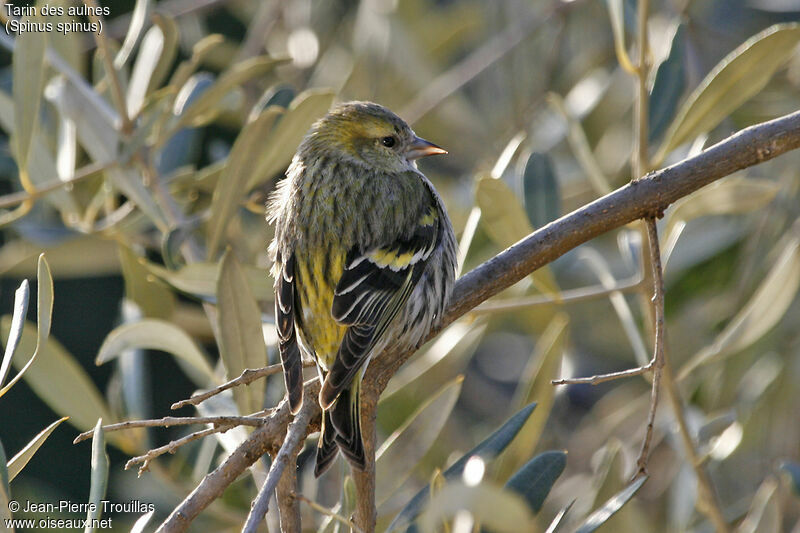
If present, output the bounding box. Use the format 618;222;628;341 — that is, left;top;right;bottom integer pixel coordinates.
0;0;799;531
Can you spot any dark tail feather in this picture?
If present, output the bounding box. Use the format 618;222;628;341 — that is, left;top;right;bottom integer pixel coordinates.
314;410;339;477
280;338;303;414
330;383;366;470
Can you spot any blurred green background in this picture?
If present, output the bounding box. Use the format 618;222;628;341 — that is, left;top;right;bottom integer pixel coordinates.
0;0;799;531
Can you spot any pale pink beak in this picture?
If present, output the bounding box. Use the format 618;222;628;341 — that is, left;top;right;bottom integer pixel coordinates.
406;136;447;160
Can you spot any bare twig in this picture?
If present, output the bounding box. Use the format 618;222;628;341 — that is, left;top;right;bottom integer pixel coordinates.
85;0;134;135
73;413;271;444
352;391;378;532
126;425;234;476
171;362;315;410
294;493;365;533
156;109;800;532
242;398;313;533
551;364;652;386
479;275;642;314
634;218;666;475
0;161;111;210
276;454;301;533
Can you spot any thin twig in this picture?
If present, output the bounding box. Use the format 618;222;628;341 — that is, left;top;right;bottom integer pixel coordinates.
551;363;652;386
476;275;642;314
126;425;235;476
0;161;111;209
635;218;666;474
73;413;271;444
171;362;315;410
85;0;134;135
242;400;313;533
294;493;365;533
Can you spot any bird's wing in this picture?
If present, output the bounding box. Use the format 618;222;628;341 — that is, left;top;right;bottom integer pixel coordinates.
320;204;441;407
275;252;304;414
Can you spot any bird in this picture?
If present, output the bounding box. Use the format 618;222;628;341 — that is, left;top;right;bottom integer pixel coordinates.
268;101;457;476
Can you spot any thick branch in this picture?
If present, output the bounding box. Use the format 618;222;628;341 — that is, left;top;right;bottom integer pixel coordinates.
158;109;800;531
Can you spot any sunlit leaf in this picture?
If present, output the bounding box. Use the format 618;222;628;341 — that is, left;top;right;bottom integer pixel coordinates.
476;175;560;296
118;244;176;320
575;475;647;533
206;108;282;258
506;451;566;514
142;260;272;302
679;237;800;379
417;482;534;533
522;152;560;229
498;314;567;479
657;23;800;160
12;10;47;174
246;89;336;189
113;0;151;69
0;280;29;391
387;403;537;532
545;500;575;533
605;0;636;73
96;319;216;387
649;24;686;143
665;176;780;244
147;14;179;95
127;23;167;117
217;250;267;415
737;478;780;533
7;416;68;481
376;376;463;503
130;510;154;533
86;419;109;531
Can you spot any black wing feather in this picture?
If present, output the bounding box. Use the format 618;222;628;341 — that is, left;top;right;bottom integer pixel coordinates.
275;253;303;414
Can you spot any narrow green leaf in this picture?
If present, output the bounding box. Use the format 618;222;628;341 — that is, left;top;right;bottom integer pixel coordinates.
779;461;800;495
12;11;47;173
665;176;780;241
217;250;268;415
476;175;560;296
498;314;568;479
8;416;69;481
679;237;800;378
649;24;686;143
85;419;109;532
246;89;336;189
113;0;151;69
130;510;155;533
142;260;272;301
376;376;463;503
575;475;647;533
0;280;29;390
657;23;800;160
146;14;179;95
96;319;216;387
0;319;121;448
418;482;534;533
522;152;560;229
0;255;53;397
165;34;225;94
207;108;282;258
737;478;780;533
118;244;176;320
505;451;567;513
544;500;575;533
177;56;287;129
387;403;537;532
127;23;167;117
250;84;296;120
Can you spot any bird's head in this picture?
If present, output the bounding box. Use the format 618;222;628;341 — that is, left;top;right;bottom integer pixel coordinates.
302;101;446;173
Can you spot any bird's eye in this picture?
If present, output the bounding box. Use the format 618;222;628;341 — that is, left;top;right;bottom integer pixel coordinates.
381;136;396;148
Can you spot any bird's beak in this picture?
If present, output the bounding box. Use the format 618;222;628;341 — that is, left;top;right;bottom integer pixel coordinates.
406;136;447;160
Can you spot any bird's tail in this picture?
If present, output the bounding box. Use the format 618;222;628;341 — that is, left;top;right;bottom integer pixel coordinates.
314;380;365;476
